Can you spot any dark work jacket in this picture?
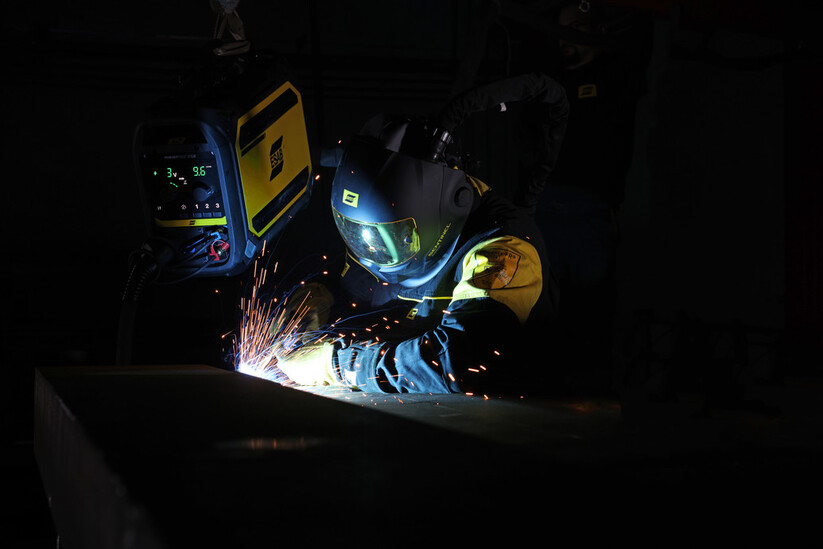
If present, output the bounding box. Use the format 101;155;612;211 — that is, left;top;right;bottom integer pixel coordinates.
329;181;558;396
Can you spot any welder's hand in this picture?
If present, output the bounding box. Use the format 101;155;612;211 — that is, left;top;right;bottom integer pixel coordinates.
280;283;335;336
276;342;338;386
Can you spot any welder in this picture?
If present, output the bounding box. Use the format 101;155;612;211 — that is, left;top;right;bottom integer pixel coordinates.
275;73;568;396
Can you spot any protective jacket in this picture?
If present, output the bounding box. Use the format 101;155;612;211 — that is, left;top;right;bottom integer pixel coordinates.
327;176;557;395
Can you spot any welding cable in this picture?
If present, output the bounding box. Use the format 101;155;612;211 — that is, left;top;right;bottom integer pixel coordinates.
121;238;177;300
155;237;225;284
154;257;214;284
116;238;177;365
180;232;214;257
154;231;222;274
116;232;226;364
174;231;221;264
433;72;569;210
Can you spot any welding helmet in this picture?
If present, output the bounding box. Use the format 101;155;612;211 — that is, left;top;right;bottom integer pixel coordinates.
331;115;474;287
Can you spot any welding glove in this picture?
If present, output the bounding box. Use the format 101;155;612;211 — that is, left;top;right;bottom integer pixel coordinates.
279;283;335;338
276;342;338;386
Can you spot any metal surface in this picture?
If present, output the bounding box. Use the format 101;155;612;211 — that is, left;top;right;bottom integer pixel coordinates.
34;365;593;546
34;365;823;546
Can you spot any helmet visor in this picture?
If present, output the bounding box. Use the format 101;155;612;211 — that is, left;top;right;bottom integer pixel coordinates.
333;208;420;267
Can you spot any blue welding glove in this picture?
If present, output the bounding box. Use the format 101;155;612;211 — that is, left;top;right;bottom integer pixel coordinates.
276;342;339;386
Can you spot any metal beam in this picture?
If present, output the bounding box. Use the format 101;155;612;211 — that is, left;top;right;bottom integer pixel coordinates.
34;364;823;544
34;365;607;545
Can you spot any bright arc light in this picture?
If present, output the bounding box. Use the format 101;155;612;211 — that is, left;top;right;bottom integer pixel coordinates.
232;254;317;387
237;349;282;383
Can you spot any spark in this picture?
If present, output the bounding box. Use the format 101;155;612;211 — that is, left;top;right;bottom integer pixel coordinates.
235;290;311;384
233;248;487;398
234;254;330;386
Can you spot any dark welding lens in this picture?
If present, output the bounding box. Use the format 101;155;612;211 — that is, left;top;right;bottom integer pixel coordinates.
332;209;419;266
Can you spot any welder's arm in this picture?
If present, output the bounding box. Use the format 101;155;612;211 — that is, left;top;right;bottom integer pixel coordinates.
275;342;339;387
270;283;346;387
334;236;544;394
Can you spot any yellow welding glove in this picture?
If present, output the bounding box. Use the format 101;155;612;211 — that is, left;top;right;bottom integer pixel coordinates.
284;283;334;333
276;342;337;386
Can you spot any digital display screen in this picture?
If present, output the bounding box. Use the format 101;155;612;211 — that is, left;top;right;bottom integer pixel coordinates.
142;152;225;221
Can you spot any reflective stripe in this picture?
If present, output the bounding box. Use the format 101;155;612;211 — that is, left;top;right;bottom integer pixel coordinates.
396;295;452;303
452;236;542;324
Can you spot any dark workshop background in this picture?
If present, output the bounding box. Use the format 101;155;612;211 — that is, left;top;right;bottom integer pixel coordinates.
2;0;821;544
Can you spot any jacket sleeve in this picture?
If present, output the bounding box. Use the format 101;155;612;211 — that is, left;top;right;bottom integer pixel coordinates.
332;236;543;394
